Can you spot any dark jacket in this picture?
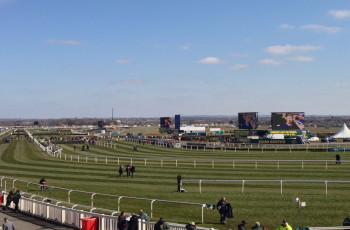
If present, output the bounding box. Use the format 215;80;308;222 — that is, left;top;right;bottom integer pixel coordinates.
154;219;170;230
238;224;247;230
217;199;227;214
13;191;21;204
128;215;138;230
117;215;127;230
226;203;233;218
186;224;196;230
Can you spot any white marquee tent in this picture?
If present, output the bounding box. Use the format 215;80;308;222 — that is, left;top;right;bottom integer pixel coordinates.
331;123;350;138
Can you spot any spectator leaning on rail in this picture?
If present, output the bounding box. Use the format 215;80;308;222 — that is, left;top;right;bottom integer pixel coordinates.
185;222;196;230
117;211;127;230
128;213;138;230
13;189;21;212
3;187;17;211
139;209;150;221
217;197;228;224
238;220;248;230
276;220;292;230
252;222;262;230
154;217;170;230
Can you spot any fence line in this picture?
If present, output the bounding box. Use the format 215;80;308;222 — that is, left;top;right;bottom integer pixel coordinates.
53;152;347;170
181;179;350;194
0;176;208;224
1;192;213;230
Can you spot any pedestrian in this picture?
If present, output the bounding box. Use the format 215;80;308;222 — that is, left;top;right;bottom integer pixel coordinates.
139;209;150;221
276;220;292;230
131;164;135;178
154;217;170;230
39;178;47;191
86;145;90;151
126;164;131;177
186;222;196;230
238;220;248;230
128;213;138;230
13;189;21;212
3;188;16;211
3;217;15;230
217;197;228;224
134;145;137;151
252;222;262;230
117;211;127;230
119;165;124;178
336;153;341;165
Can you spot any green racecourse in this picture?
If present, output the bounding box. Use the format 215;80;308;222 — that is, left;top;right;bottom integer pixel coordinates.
0;137;350;230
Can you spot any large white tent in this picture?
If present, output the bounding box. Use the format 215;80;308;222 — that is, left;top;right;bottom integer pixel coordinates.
331;123;350;138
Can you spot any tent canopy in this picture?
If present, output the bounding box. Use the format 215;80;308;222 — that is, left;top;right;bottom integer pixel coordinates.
331;123;350;139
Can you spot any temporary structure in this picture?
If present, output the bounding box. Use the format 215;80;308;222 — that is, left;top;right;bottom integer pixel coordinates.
331;123;350;138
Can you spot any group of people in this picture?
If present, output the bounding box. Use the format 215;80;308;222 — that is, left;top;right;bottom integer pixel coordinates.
2;187;21;212
119;163;135;178
217;197;292;230
117;209;150;230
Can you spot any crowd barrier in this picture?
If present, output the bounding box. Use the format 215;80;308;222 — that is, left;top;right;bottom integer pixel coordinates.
0;176;209;224
181;179;350;194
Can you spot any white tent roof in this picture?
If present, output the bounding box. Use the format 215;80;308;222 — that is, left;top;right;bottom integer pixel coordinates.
331;123;350;138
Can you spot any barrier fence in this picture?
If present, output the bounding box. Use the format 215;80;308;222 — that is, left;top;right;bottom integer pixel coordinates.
52;151;349;170
0;176;209;224
181;179;350;194
1;192;213;230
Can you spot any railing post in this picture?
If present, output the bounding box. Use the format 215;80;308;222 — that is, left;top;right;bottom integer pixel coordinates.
280;180;283;195
86;156;88;163
326;161;328;170
144;158;146;166
255;161;257;169
302;161;304;170
242;180;245;194
199;180;202;193
78;156;79;162
325;181;328;195
233;161;235;169
95;157;97;163
201;205;204;224
106;157;108;164
68;190;72;203
151;200;156;219
118;197;123;212
91;193;96;207
277;161;279;170
194;160;196;168
161;160;163;167
71;155;72;161
12;179;17;188
176;160;178;167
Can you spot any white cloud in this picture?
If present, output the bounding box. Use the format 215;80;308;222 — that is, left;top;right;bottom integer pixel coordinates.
258;59;283;65
227;64;249;70
329;10;350;19
198;57;222;64
287;56;314;62
280;24;295;29
334;83;348;87
45;39;82;45
300;24;343;34
229;53;249;57
116;59;133;64
121;79;144;84
265;44;322;55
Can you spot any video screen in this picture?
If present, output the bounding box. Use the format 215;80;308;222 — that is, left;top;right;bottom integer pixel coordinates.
271;112;305;130
160;117;172;128
175;115;181;130
238;112;258;130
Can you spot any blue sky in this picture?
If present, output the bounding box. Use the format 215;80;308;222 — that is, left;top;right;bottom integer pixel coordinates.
1;0;350;118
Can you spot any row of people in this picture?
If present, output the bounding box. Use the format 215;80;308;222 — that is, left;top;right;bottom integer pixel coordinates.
119;164;136;178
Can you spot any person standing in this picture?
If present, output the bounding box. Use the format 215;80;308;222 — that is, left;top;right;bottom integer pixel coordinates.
39;178;47;191
217;197;228;224
336;153;341;165
131;164;135;178
3;188;16;210
128;213;138;230
276;220;292;230
13;189;21;212
126;164;131;177
119;165;124;178
238;220;248;230
3;217;15;230
117;212;127;230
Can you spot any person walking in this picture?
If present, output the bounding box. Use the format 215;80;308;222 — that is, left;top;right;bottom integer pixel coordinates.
276;220;292;230
336;153;341;165
131;164;135;178
3;217;15;230
217;197;228;224
119;165;124;178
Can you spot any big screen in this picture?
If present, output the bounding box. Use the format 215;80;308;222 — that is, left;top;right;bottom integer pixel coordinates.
160;117;172;128
238;112;258;130
271;112;305;130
